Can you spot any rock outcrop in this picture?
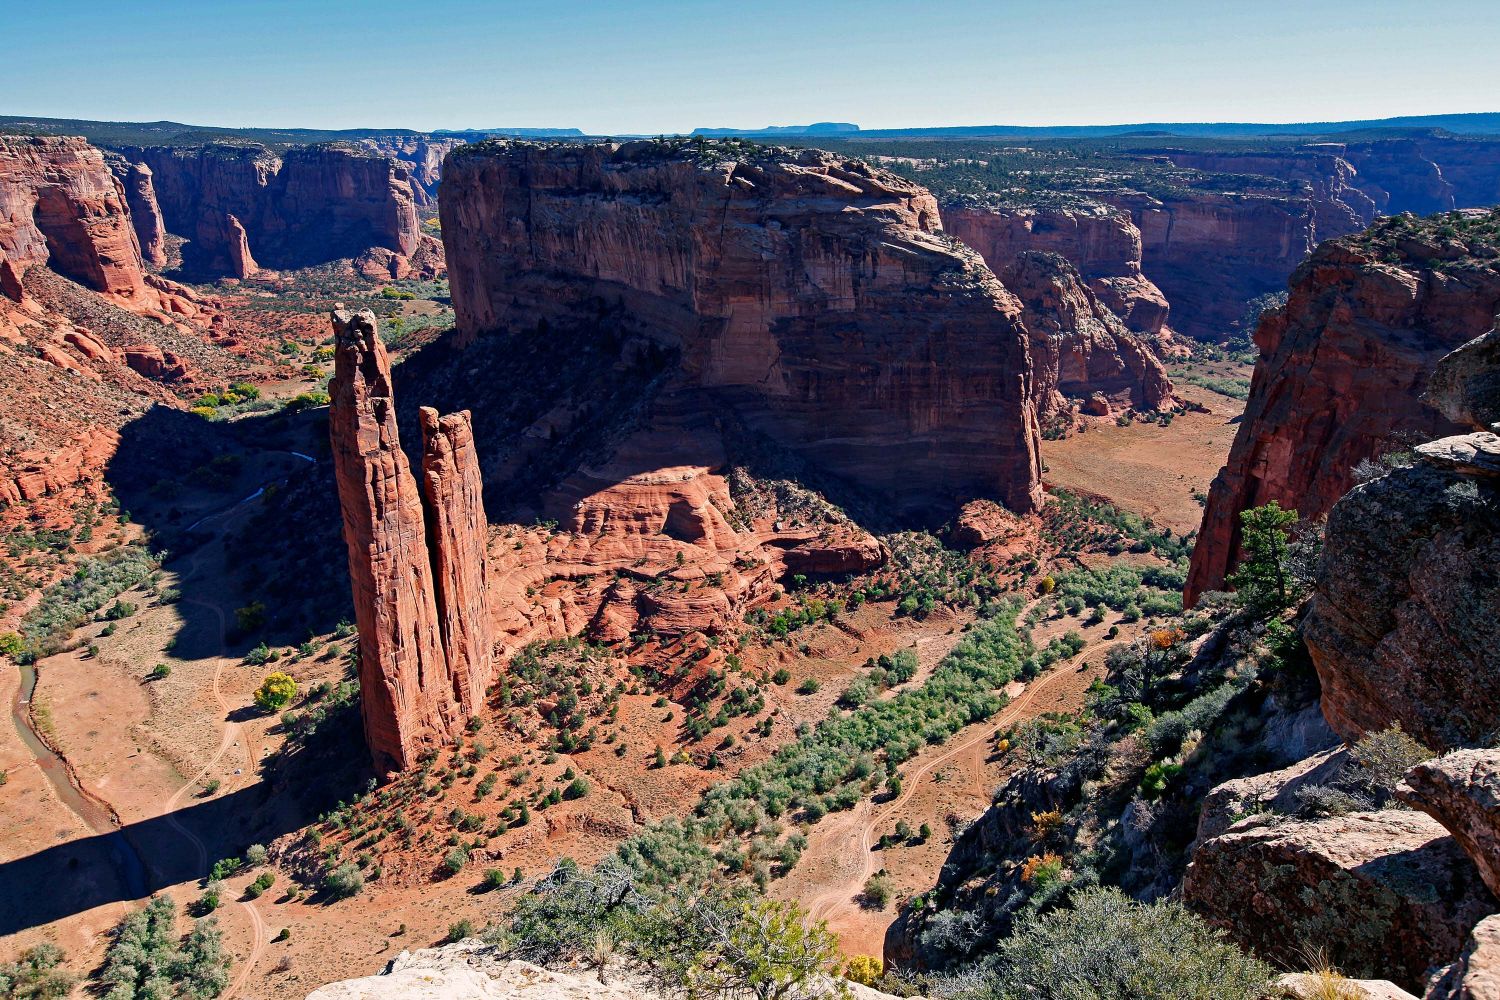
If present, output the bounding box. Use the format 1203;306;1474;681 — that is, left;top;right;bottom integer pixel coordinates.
1300;440;1500;748
1401;751;1500;900
328;308;493;772
0;136;151;302
1431;915;1500;1000
944;203;1173;338
105;154;167;269
440;140;1043;519
1301;309;1500;749
306;943;906;1000
418;406;494;718
1186;212;1500;604
1182;810;1497;991
995;250;1175;420
118;143;438;279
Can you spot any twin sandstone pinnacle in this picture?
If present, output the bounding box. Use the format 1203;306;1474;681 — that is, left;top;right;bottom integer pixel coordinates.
328;307;493;774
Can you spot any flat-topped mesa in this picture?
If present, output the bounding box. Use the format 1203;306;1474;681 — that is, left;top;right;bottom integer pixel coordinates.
419;406;494;718
329;309;497;772
1185;209;1500;605
439;139;1043;519
0;135;151;301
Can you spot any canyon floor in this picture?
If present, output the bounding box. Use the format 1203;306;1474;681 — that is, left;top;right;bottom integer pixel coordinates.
0;282;1251;997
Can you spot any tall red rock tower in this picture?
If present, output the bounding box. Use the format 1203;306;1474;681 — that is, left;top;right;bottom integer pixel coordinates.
418;406;494;717
328;307;493;773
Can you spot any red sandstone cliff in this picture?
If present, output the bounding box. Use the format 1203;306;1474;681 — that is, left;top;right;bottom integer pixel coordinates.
105;154;168;269
0;136;151;302
118;143;438;279
355;136;465;208
439;140;1043;519
995;250;1175;421
1185;209;1500;604
944;203;1172;340
329;308;498;772
419;406;494;718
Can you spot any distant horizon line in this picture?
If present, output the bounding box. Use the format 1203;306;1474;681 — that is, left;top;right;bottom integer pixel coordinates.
3;109;1500;140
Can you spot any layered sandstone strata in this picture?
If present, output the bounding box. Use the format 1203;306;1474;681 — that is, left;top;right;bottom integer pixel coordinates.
419;406;494;717
1186;215;1500;604
1104;188;1328;342
996;250;1175;420
118;143;436;279
328;308;493;772
440;140;1043;519
105;154;168;269
355;135;465;208
944;202;1172;338
0;136;150;301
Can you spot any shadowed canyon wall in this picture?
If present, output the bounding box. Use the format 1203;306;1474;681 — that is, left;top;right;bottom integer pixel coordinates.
116;143;438;279
440;140;1045;519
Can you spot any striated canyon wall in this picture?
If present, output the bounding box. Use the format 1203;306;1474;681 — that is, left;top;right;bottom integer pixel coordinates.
944;203;1172;339
1186;208;1500;604
116;142;438;279
0;135;151;302
329;307;493;773
440;140;1045;519
995;250;1175;420
355;135;465;208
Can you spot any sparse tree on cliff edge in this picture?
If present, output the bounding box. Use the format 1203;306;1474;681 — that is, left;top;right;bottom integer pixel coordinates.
1229;502;1299;612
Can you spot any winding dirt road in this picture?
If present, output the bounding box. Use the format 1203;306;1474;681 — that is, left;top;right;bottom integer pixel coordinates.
802;649;1104;928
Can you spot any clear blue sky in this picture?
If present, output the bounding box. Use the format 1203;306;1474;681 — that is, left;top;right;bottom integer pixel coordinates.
4;0;1496;134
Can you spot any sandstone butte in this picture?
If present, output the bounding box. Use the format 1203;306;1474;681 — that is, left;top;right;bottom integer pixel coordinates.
995;249;1176;421
1185;211;1500;605
328;307;493;773
943;202;1174;342
0;134;235;529
113;142;442;280
439;140;1046;520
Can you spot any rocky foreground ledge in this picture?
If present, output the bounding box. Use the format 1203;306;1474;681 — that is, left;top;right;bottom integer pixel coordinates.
306;942;907;1000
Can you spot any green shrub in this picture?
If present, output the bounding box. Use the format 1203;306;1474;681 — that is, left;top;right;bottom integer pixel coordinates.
97;895;228;1000
0;942;74;999
324;862;364;899
950;888;1271;1000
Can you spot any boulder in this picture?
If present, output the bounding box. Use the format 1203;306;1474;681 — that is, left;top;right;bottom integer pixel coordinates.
1182;810;1497;991
1401;751;1500;899
1429;915;1500;1000
1278;973;1419;1000
1425;321;1500;430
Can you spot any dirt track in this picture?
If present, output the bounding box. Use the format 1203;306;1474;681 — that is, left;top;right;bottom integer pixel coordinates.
784;629;1113;958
